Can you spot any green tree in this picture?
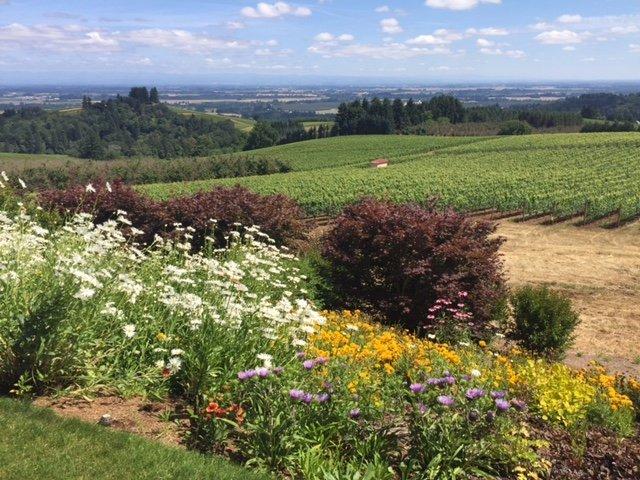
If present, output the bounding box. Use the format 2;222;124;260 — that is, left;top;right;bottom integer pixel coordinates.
244;122;280;151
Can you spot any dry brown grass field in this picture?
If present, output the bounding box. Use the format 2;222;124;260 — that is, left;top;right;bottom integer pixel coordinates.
497;221;640;377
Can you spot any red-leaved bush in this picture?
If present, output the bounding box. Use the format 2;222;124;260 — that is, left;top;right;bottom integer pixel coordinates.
38;180;166;245
321;198;507;333
164;186;304;250
38;181;304;248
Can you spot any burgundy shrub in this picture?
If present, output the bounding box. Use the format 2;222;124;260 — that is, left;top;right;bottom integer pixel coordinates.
38;182;304;249
322;198;507;333
163;186;304;249
38;180;166;245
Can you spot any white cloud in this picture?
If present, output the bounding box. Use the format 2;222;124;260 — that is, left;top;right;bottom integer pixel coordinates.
476;38;494;47
241;2;311;19
425;0;501;11
466;27;508;36
121;29;247;53
374;5;390;13
407;29;462;46
0;23;119;52
308;41;450;59
535;30;582;45
226;21;245;30
480;47;525;58
610;25;639;35
557;14;582;24
563;46;576;51
631;44;640;53
313;32;354;43
407;35;449;46
380;18;402;34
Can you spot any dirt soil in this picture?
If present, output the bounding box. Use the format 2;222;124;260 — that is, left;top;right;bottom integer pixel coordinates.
496;220;640;378
33;396;187;447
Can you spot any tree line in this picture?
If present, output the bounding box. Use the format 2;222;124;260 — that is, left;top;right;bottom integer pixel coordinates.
332;95;583;136
0;87;246;159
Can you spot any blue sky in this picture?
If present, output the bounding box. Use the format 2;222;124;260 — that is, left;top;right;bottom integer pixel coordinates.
0;0;639;84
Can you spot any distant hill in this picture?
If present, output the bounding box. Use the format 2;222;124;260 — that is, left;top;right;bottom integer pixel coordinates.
0;88;247;159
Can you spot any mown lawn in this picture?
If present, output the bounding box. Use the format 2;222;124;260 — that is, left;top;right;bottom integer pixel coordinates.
0;398;268;480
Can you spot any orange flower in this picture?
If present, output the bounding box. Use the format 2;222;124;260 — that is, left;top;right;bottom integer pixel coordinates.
205;402;228;418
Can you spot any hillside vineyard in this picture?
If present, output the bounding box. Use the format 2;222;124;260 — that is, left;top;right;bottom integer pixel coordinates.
142;132;640;224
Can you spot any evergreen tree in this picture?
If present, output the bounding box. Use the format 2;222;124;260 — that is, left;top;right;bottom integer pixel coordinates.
149;87;160;104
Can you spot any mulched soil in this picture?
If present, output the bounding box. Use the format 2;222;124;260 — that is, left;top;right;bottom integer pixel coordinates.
33;395;188;447
532;420;640;479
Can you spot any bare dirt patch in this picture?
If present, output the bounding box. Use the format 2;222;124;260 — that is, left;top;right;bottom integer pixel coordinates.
33;396;187;447
496;221;640;377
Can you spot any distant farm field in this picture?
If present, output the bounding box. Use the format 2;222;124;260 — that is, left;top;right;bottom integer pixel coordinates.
141;132;640;222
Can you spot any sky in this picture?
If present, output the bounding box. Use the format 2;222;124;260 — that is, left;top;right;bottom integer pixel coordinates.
0;0;639;84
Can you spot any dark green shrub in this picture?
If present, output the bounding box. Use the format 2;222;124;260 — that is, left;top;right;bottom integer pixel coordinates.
509;286;580;359
498;120;532;136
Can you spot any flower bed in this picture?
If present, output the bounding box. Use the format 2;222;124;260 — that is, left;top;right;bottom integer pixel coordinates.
0;195;638;479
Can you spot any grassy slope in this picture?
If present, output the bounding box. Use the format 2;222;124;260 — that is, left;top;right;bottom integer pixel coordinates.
0;152;75;163
175;109;256;132
0;398;267;480
140;132;640;218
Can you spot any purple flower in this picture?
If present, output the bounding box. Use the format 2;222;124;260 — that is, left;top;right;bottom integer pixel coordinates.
315;393;330;404
468;409;480;422
495;399;510;412
273;367;285;376
302;359;316;370
322;381;334;392
427;378;441;386
410;383;426;394
465;388;485;400
486;411;496;423
490;390;507;399
349;408;361;419
442;375;456;386
289;389;305;401
237;369;257;381
256;367;270;378
437;395;455;407
418;403;428;415
511;399;527;411
302;393;314;404
315;357;328;366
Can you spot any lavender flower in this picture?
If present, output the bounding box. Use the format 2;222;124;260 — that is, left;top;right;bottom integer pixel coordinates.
490;390;507;399
256;367;270;378
418;403;428;415
437;395;455;407
238;369;257;381
302;359;316;370
289;389;305;401
495;399;510;412
410;383;426;394
468;409;480;422
442;375;456;386
465;388;485;400
302;393;314;404
349;408;361;419
486;411;496;423
315;393;330;404
511;399;527;411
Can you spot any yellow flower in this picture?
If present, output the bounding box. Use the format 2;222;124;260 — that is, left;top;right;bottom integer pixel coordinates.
156;332;168;342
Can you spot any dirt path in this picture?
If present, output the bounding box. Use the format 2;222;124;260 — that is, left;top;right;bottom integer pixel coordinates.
497;221;640;377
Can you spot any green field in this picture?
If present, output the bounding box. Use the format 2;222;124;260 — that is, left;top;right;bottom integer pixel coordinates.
0;152;75;163
175;109;256;132
141;132;640;222
302;120;335;131
0;398;266;480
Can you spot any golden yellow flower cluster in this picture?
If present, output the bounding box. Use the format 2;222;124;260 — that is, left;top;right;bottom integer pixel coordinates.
309;310;460;378
582;363;634;412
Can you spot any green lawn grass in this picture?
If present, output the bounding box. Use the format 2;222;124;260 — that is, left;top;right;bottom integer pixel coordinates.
0;398;268;480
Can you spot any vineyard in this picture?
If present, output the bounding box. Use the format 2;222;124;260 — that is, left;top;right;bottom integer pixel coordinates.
142;132;640;224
